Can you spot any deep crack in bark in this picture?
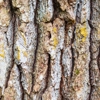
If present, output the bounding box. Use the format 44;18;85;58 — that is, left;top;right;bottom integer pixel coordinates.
98;47;100;72
76;0;82;23
71;24;76;78
17;64;25;100
30;0;39;94
5;0;17;87
88;0;93;99
60;49;64;99
42;53;51;94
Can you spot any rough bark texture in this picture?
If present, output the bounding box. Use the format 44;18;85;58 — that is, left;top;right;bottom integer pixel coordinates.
0;0;100;100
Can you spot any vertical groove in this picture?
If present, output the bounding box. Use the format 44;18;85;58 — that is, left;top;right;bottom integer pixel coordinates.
98;47;100;72
88;0;93;99
42;53;51;94
76;0;82;23
1;0;99;100
51;0;60;22
5;15;16;88
71;25;76;78
5;0;16;88
60;49;64;100
30;0;39;94
17;64;24;100
4;1;26;100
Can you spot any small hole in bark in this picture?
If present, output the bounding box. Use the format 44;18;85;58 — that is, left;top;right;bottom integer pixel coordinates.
48;31;51;39
56;25;58;27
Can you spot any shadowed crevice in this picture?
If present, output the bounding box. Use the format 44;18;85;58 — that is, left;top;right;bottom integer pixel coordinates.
5;15;16;89
88;0;93;99
17;64;25;100
30;0;40;95
4;0;20;89
75;0;82;23
42;53;51;95
70;24;76;78
98;46;100;72
60;49;64;99
51;0;60;22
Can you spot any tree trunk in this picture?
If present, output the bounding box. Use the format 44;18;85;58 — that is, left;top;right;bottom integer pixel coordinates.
0;0;100;100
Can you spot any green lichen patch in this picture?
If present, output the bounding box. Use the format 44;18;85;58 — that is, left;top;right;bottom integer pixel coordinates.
75;69;80;75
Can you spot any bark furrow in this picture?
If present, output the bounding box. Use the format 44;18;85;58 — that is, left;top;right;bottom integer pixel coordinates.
0;0;100;100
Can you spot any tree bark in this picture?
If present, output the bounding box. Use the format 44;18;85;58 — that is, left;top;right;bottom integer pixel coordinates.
0;0;100;100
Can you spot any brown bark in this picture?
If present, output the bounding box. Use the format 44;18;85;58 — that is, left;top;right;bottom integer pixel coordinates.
0;0;100;100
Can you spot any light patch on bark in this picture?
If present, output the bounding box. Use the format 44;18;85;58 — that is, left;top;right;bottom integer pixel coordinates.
42;18;65;100
4;64;22;100
14;0;37;95
0;1;10;91
37;0;54;22
0;0;100;100
72;0;91;99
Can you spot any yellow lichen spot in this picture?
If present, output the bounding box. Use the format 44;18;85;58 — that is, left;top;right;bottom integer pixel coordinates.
79;26;88;42
20;32;26;45
53;37;58;47
17;47;20;60
53;27;57;33
80;27;88;37
0;50;5;58
23;51;28;57
0;44;5;58
82;37;86;42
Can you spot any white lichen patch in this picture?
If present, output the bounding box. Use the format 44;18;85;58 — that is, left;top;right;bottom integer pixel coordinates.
14;0;37;95
37;0;54;22
0;29;8;90
81;0;90;23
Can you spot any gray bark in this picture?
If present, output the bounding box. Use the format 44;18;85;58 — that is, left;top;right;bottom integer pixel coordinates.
0;0;100;100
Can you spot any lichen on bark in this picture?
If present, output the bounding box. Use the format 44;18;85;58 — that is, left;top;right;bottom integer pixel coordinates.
0;0;100;100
